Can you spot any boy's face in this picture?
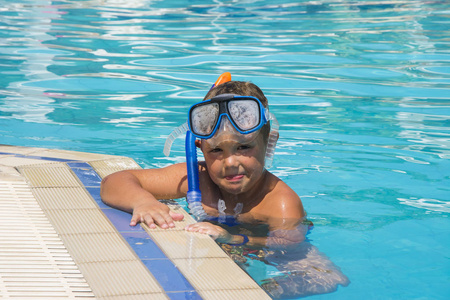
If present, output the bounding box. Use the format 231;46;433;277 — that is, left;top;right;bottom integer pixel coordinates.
200;128;267;196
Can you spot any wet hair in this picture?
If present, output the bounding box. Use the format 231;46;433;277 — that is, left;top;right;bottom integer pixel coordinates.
203;81;270;142
203;81;268;108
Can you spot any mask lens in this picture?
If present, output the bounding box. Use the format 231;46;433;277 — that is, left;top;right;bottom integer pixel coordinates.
228;100;260;131
190;103;219;136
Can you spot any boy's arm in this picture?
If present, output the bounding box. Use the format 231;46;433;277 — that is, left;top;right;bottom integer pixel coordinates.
100;163;188;229
246;181;307;249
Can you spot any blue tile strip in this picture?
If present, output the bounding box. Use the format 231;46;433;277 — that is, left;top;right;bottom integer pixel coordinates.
2;151;201;299
68;162;200;298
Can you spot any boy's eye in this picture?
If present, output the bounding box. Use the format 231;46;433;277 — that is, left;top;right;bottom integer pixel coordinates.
237;145;251;151
210;148;222;153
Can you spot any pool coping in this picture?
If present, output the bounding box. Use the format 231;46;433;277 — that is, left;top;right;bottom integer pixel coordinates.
0;144;271;300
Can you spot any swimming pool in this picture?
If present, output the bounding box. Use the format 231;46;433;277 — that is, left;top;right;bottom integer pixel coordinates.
0;0;449;299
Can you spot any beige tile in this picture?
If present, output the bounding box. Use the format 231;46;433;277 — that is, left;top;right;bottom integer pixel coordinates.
60;232;137;263
44;209;117;235
77;260;164;297
21;163;69;169
173;257;261;291
89;158;141;178
199;289;271;300
148;230;228;259
18;164;80;187
32;187;98;210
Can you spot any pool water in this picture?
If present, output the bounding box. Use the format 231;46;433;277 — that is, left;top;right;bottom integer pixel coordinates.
1;0;449;299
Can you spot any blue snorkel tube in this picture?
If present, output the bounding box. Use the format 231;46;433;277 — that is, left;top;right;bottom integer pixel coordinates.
163;122;206;221
185;130;207;221
183;72;231;221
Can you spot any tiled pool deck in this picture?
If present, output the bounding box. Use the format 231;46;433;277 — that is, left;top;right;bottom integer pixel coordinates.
0;145;270;299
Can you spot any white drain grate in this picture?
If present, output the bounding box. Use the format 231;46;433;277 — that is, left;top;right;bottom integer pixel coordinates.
0;181;95;298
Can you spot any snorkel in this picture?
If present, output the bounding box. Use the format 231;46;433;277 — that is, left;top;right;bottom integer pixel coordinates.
163;73;231;221
163;72;279;221
184;73;231;221
185;72;231;221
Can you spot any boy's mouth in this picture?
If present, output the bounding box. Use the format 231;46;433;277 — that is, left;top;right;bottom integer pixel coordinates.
225;174;244;181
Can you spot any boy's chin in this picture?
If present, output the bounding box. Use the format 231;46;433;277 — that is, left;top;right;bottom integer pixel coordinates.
220;181;252;196
219;182;244;195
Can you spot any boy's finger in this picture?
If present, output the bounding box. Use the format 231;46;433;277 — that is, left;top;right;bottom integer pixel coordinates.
130;214;140;226
151;213;170;229
163;214;176;228
169;211;184;221
143;214;157;229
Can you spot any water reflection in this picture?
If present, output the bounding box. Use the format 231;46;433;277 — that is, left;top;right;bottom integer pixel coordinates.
0;0;63;124
396;110;450;159
1;1;447;206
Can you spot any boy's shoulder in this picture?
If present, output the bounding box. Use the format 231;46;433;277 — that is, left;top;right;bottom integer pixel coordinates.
256;172;305;219
265;172;298;197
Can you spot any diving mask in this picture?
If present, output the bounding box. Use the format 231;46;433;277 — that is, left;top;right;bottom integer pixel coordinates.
188;94;269;139
164;94;279;168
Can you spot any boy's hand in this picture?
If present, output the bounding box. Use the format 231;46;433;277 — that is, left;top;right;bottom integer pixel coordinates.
185;222;233;243
130;201;184;229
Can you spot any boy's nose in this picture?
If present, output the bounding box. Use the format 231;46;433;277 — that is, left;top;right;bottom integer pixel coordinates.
224;153;239;168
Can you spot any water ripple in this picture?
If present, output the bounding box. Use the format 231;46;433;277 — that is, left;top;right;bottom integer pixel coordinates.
0;0;449;211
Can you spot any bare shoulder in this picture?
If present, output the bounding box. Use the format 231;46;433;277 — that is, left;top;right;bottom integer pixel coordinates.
258;172;305;220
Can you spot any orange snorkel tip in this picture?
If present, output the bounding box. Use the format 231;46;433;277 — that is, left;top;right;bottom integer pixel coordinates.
210;72;232;90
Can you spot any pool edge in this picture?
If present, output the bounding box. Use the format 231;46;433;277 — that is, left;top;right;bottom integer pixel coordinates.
0;144;271;300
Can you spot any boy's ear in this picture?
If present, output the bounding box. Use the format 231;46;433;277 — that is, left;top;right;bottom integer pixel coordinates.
195;139;202;148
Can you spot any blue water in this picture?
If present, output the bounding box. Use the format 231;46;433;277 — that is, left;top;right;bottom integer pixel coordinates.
1;0;449;299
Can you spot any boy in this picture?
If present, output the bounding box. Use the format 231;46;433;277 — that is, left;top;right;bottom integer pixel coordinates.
101;78;306;247
100;75;349;297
